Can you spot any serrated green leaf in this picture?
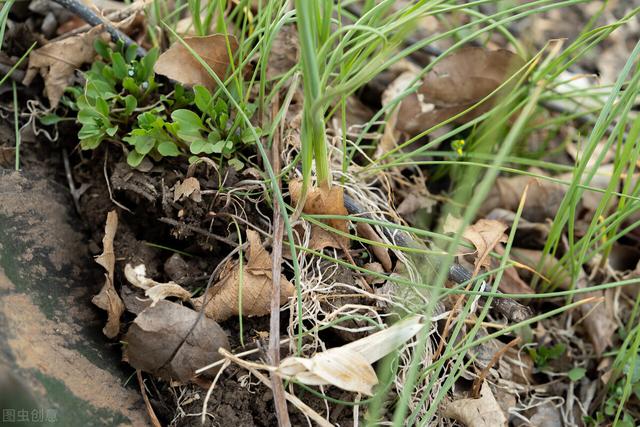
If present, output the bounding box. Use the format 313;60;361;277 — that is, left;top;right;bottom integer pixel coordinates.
139;47;159;80
172;109;204;141
94;97;110;118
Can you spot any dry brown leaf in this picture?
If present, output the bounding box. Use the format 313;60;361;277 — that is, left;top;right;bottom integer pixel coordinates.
463;219;507;272
192;230;294;321
124;300;229;383
576;272;617;356
154;34;238;90
478;176;567;223
92;210;125;338
266;24;299;80
289;180;350;248
22;27;104;107
173;177;202;202
510;248;572;290
397;47;525;135
443;382;507;427
492;245;534;295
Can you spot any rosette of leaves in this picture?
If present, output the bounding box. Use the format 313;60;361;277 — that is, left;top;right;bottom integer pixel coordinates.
64;41;258;169
66;40;159;151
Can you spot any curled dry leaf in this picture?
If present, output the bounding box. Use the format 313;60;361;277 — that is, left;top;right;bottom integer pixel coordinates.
278;316;424;395
154;34;239;90
192;230;294;321
289;180;350;249
443;382;507;427
124;263;191;307
124;300;230;383
173;177;202;202
23;27;105;107
397;47;525;135
92;210;125;338
463;219;508;272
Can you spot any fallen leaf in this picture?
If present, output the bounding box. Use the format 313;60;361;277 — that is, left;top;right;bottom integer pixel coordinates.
397;47;525;135
487;208;550;249
478;176;567;223
124;300;230;383
289;180;350;248
92;210;125;338
510;248;572;290
443;382;507;427
278;316;424;395
173;177;202;202
463;219;507;272
576;272;617;356
124;263;192;307
266;24;299;80
192;230;295;321
492;244;534;295
154;34;238;90
22;27;105;107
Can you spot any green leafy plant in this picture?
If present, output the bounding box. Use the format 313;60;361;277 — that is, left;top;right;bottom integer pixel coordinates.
529;343;566;368
63;40;256;168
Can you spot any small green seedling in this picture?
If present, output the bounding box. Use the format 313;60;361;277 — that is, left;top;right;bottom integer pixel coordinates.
529;342;565;368
58;40;258;169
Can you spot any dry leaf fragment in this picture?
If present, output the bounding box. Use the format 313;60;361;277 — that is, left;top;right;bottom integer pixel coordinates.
266;24;299;80
463;219;507;272
154;34;238;90
23;27;104;107
397;47;525;135
173;177;202;202
443;382;507;427
92;210;125;338
289;180;350;248
576;272;617;355
193;230;294;321
278;316;424;395
124;263;192;307
124;300;230;383
479;176;567;223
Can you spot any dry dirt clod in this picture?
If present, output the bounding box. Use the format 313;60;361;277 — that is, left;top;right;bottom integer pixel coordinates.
154;34;239;90
124;300;230;383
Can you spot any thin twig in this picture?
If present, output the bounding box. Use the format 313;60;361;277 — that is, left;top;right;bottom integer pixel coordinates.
51;0;146;57
158;217;238;247
471;336;522;398
268;93;291;427
136;370;162;427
